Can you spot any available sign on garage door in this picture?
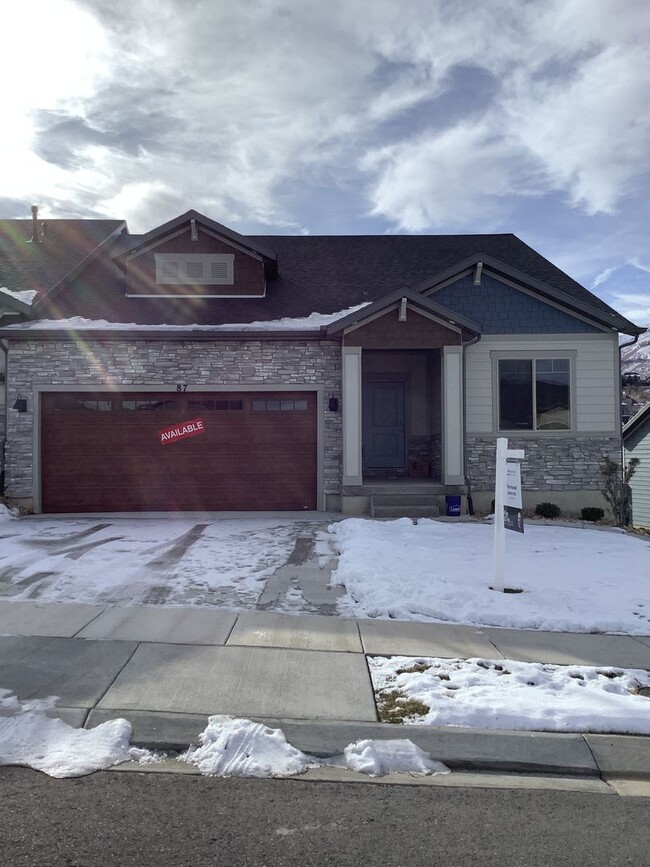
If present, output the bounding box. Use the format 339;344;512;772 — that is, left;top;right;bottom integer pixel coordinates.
159;418;205;445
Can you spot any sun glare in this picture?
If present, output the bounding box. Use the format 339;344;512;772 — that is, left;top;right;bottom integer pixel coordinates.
0;0;109;198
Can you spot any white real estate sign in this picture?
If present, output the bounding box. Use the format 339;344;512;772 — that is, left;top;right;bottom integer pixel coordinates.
504;462;524;534
493;438;525;592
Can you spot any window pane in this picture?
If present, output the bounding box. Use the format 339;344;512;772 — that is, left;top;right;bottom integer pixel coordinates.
536;359;570;430
122;400;177;411
499;359;533;429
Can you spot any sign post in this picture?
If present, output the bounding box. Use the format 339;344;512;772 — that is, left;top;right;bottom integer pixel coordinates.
493;437;525;592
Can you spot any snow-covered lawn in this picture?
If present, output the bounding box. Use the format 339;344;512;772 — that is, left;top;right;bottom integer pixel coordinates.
324;518;650;634
370;656;650;734
0;515;318;607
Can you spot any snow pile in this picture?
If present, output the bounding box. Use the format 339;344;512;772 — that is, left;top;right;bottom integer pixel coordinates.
181;716;313;777
342;739;450;777
0;503;18;521
369;656;650;734
325;518;650;633
0;689;152;778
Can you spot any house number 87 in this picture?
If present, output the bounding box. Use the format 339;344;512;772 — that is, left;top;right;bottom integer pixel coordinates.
176;383;188;392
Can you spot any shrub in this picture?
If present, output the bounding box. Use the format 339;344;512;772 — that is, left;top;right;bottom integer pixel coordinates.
581;506;605;522
601;456;639;527
535;502;561;519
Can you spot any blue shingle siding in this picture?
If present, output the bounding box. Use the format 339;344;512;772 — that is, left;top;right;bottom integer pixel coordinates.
429;274;602;334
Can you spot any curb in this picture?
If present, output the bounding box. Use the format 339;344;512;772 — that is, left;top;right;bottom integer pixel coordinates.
82;709;650;780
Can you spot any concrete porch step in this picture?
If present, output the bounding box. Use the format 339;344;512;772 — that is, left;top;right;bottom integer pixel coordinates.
371;494;441;507
370;489;442;518
371;505;440;519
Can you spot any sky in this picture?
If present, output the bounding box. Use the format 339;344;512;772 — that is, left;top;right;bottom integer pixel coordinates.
0;0;648;324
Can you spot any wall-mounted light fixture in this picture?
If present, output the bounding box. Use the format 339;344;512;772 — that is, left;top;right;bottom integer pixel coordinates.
328;397;339;412
12;397;27;413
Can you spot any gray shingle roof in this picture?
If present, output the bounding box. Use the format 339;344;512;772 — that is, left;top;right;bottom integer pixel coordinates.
0;214;643;335
0;219;125;293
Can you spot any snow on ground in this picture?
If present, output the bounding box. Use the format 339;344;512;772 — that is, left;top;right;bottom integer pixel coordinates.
0;517;317;607
369;656;650;734
324;518;650;634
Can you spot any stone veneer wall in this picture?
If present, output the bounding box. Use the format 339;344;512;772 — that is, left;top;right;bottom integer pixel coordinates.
4;338;342;504
466;435;622;491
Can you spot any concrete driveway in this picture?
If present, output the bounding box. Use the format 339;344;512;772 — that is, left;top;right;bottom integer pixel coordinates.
0;512;343;614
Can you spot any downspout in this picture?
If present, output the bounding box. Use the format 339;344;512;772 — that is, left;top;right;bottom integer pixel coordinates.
462;332;482;516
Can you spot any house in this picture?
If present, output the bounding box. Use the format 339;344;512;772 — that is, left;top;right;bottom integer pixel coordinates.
623;402;650;529
0;206;645;516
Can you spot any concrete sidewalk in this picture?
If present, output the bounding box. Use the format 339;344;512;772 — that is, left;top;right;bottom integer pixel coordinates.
0;600;649;781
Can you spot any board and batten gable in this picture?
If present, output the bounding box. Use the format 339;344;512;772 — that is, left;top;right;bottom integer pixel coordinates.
624;408;650;529
125;224;267;299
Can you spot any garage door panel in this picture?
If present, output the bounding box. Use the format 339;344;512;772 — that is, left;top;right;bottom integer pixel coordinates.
41;391;318;512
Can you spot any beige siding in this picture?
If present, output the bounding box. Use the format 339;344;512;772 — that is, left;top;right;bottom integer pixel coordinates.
465;334;619;434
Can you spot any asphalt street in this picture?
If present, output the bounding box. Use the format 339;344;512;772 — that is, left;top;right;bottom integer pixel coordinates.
1;768;648;867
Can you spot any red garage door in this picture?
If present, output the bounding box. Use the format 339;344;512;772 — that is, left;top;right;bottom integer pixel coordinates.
41;391;318;512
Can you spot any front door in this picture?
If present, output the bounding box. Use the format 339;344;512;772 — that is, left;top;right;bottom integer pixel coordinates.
362;381;406;469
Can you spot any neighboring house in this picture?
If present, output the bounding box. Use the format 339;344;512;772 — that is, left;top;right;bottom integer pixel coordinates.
623;402;650;529
621;393;642;425
0;207;645;516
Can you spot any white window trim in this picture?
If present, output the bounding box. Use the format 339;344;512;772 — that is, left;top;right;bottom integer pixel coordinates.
491;349;577;434
154;253;234;285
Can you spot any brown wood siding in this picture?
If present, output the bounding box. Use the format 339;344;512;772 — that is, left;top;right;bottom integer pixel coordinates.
344;308;462;349
125;226;266;298
41;391;317;512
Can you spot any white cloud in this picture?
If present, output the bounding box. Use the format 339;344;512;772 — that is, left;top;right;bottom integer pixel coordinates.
609;293;650;325
2;0;649;238
361;120;537;230
360;0;650;228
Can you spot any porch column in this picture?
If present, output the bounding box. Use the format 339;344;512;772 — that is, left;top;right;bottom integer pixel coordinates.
442;345;465;485
342;346;363;486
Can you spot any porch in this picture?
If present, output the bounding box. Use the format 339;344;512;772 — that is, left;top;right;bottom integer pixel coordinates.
339;479;468;518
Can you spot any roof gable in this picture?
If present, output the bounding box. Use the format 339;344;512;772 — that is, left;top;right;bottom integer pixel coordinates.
118;210;278;270
416;253;640;335
326;287;481;338
623;401;650;440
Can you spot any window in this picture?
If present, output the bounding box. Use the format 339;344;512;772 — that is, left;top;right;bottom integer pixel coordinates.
252;399;308;412
121;400;177;411
48;397;112;412
498;358;571;431
188;399;243;411
154;254;234;285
